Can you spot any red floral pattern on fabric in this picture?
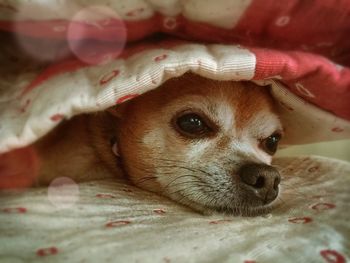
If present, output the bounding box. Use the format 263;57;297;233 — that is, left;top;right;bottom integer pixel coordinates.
96;193;116;198
153;208;166;215
332;127;344;132
320;249;346;263
36;247;58;257
209;220;233;225
50;114;65;122
311;203;336;211
100;70;120;85
288;217;313;224
2;207;27;213
154;54;168;62
116;94;139;104
106;220;131;227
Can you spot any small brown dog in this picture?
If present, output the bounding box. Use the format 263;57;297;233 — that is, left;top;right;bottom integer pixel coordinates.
35;73;283;215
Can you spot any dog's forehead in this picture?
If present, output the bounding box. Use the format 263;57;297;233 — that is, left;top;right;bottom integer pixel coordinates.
133;74;279;138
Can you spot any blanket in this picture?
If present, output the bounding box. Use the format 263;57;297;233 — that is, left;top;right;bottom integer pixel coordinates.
0;0;349;153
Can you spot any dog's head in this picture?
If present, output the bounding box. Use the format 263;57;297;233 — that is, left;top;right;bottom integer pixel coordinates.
116;74;283;215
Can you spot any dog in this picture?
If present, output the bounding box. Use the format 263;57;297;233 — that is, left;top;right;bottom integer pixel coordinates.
34;73;283;215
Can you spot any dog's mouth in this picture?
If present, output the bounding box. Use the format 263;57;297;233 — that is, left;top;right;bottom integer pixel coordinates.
210;202;277;216
172;190;280;216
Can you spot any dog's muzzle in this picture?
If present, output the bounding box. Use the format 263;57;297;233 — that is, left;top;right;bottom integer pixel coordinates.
237;163;281;205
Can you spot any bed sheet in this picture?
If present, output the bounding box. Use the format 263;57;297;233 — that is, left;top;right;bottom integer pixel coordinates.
0;156;349;263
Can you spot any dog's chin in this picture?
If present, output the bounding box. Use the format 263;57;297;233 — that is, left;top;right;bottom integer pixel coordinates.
211;204;275;217
176;197;278;217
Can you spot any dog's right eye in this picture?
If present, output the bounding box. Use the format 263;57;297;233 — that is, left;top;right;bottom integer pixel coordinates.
260;132;282;155
175;113;213;138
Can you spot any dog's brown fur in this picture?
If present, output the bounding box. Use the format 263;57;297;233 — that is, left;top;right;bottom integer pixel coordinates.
34;73;282;214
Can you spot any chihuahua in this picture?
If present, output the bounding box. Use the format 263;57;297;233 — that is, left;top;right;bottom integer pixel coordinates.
34;73;283;215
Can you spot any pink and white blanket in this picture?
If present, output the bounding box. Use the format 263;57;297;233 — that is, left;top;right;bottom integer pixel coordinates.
0;0;349;152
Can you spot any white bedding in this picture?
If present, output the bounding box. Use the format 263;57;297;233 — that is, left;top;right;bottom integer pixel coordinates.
0;156;349;263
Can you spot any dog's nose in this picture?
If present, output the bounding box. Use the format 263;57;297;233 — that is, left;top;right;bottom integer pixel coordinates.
238;163;280;204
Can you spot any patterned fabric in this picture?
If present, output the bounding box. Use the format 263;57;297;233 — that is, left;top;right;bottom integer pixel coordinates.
0;0;350;153
0;3;349;261
0;156;349;262
0;40;349;153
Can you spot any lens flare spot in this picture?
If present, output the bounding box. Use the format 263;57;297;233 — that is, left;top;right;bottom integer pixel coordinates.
48;177;79;209
67;5;126;65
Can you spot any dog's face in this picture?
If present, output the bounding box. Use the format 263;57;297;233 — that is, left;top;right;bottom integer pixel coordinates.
117;74;283;215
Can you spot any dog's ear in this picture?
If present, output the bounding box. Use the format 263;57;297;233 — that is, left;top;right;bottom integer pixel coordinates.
107;102;129;119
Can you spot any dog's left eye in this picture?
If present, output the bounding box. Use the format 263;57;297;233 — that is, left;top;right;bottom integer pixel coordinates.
175;113;212;138
260;132;282;155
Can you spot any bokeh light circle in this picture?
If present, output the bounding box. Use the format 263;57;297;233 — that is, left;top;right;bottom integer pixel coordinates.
67;5;127;65
48;177;79;209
